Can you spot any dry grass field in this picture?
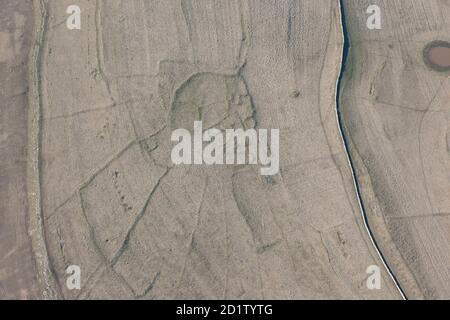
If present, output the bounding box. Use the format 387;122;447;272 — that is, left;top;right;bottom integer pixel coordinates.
0;1;39;299
341;0;450;299
0;0;448;300
31;0;401;299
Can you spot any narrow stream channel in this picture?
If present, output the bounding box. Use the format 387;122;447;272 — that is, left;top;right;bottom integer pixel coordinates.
336;0;407;300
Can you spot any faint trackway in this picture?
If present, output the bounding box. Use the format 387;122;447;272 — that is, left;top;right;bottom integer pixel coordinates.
336;0;407;300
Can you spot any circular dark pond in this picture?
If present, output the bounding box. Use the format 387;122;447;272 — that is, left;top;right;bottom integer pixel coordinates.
423;40;450;72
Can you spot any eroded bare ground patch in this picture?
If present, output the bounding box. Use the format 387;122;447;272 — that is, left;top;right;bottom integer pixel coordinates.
423;40;450;72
